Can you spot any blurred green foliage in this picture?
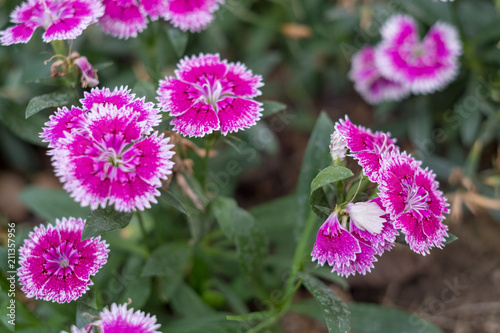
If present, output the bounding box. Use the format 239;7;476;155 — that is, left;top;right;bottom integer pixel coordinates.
0;0;499;332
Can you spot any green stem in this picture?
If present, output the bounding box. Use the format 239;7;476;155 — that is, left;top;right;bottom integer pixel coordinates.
137;212;152;253
246;316;278;333
50;40;67;57
201;133;219;189
284;211;317;301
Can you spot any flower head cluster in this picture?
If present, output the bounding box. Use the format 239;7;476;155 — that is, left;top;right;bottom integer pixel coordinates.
311;199;397;277
41;86;175;212
312;116;450;276
335;116;398;182
0;0;104;45
349;14;461;104
99;0;224;39
157;53;264;137
349;46;411;104
18;217;109;303
64;302;161;333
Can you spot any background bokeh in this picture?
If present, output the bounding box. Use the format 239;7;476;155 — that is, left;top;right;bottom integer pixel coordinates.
1;0;500;332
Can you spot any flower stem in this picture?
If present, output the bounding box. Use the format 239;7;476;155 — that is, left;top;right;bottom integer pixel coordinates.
283;211;317;304
50;40;67;57
136;212;152;253
201;133;219;189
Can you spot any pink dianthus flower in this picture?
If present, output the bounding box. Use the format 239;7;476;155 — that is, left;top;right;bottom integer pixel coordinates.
18;217;109;303
164;0;225;33
0;0;103;45
378;152;449;254
335;116;399;182
42;86;175;212
312;200;396;277
157;53;264;137
375;14;462;94
99;0;149;39
349;46;411;104
96;302;161;333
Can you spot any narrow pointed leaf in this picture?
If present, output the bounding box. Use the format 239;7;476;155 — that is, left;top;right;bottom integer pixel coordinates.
303;274;351;333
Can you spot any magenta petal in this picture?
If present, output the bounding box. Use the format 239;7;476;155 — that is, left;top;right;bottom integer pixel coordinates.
97;303;161;333
157;78;198;116
43;17;86;42
141;0;169;20
0;24;37;45
375;14;462;94
335;116;399;182
165;0;223;33
176;53;228;84
225;62;264;97
311;213;361;268
171;103;220;137
40;106;86;148
349;46;410;104
217;97;262;135
337;233;378;277
99;0;148;39
81;87;161;133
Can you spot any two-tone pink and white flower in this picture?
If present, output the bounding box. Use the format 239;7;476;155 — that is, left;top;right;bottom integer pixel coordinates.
378;152;449;254
98;0;225;39
311;199;396;277
0;0;104;45
18;217;109;303
41;86;175;212
375;14;462;94
349;46;410;104
164;0;225;33
63;302;161;333
157;53;264;137
335;116;399;182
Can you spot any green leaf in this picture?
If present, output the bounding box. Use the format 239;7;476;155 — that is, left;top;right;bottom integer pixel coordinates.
19;186;90;222
295;112;335;239
348;302;442;333
76;294;98;329
81;207;133;239
166;27;189;58
119;276;151;308
211;197;237;239
261;100;287;117
131;80;157;103
212;197;269;276
212;279;249;314
0;98;48;146
302;274;351;333
308;264;348;290
142;242;191;277
160;189;188;215
309;166;354;218
163;314;241;333
25;91;74;118
290;300;442;333
443;233;458;245
170;282;214;317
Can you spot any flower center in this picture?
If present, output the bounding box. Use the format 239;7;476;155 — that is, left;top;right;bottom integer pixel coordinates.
44;242;79;276
403;182;430;219
372;134;392;155
196;78;226;109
